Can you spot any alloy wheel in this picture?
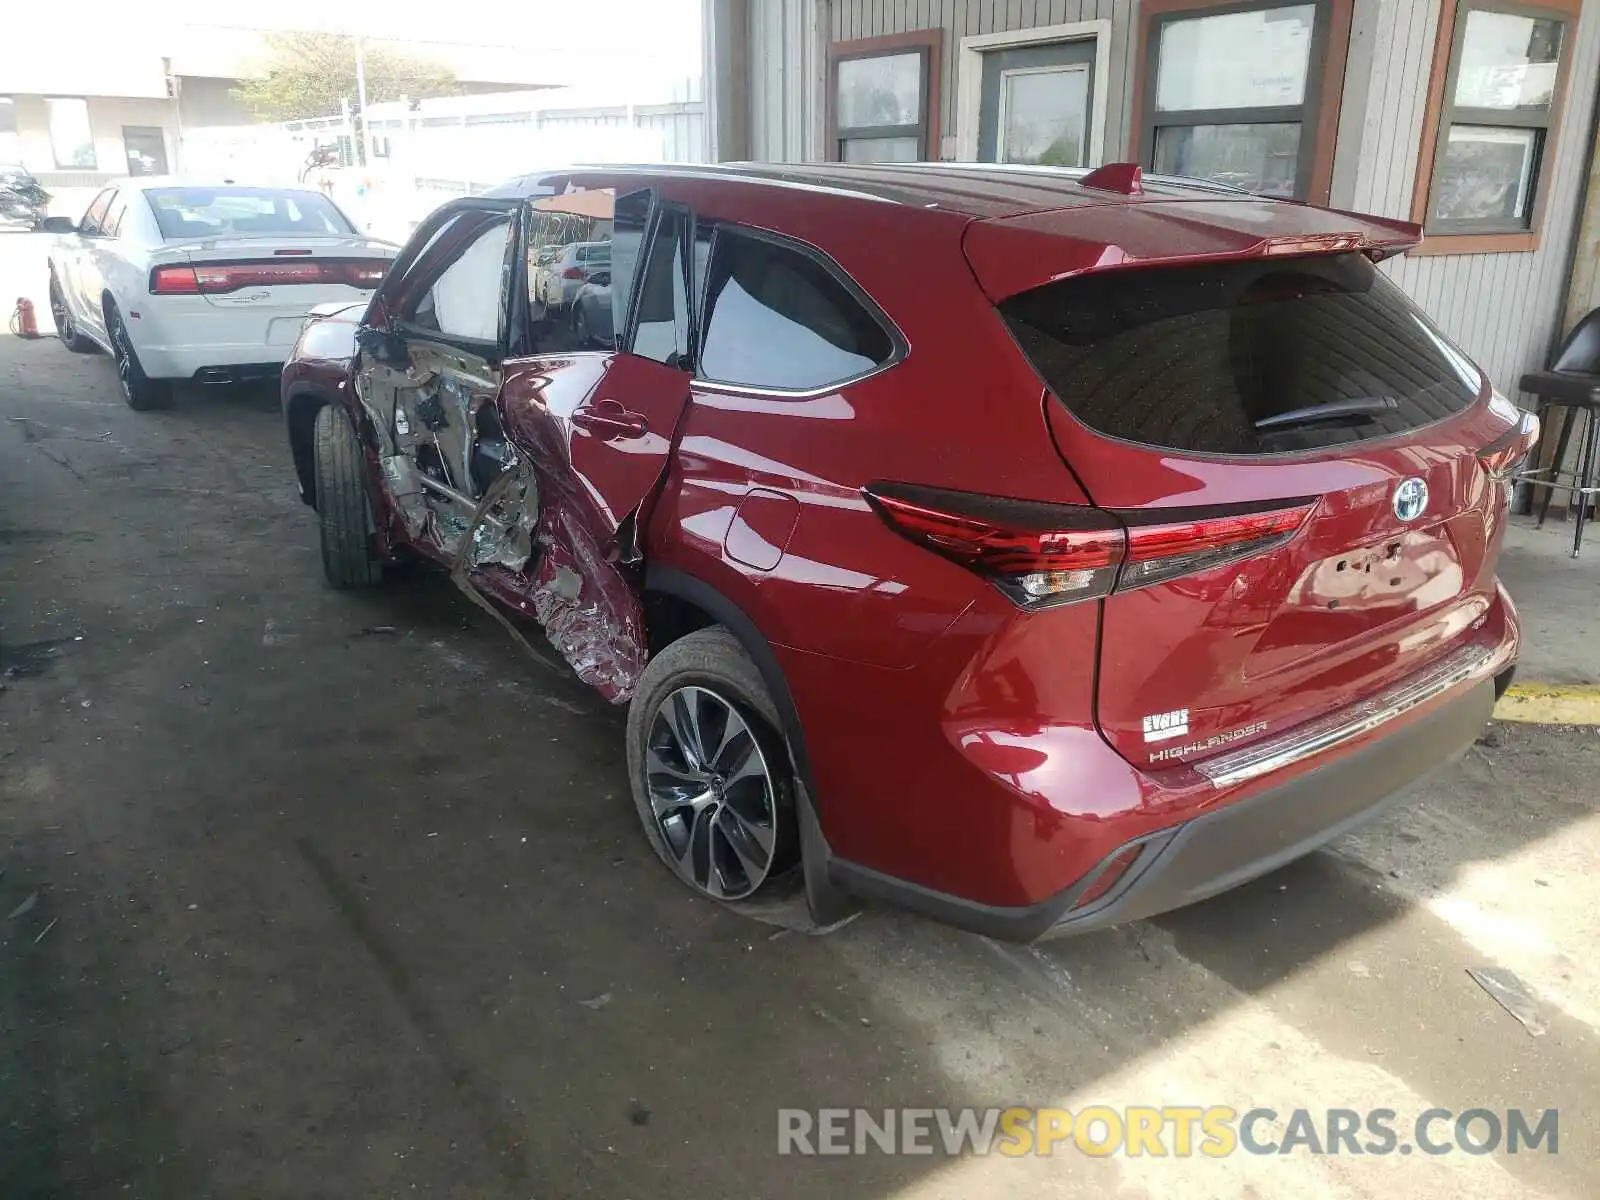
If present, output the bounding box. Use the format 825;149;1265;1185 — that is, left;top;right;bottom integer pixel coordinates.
110;315;134;402
49;286;70;342
645;685;779;900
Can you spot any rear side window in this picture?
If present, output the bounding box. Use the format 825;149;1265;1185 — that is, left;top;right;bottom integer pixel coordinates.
1000;253;1483;455
699;229;896;391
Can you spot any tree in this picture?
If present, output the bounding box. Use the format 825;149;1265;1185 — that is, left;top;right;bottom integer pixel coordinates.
233;33;458;123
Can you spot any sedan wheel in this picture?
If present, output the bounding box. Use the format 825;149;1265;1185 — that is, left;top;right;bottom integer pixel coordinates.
49;279;94;354
644;684;782;900
107;306;170;410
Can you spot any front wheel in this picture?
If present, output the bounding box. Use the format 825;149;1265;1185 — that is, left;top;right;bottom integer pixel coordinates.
311;404;383;588
107;303;170;410
626;628;799;902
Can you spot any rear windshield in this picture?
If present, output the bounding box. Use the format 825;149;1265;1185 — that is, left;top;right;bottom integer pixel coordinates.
144;187;356;241
1000;253;1483;455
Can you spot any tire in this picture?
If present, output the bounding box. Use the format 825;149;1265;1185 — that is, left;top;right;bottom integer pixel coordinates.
572;305;590;348
106;302;170;410
626;627;800;903
48;276;95;354
311;403;383;588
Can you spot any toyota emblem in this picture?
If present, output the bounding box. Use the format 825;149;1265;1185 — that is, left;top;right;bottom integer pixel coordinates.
1393;477;1429;522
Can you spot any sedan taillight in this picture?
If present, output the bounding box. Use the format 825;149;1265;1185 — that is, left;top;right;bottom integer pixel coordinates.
864;482;1312;609
150;259;391;295
1478;410;1541;481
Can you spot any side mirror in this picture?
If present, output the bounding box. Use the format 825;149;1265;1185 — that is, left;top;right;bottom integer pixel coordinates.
39;216;77;234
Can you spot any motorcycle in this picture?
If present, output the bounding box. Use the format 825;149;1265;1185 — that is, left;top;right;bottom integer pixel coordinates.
0;170;52;230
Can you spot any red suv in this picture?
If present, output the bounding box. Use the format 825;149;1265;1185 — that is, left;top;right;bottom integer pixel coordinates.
281;163;1532;940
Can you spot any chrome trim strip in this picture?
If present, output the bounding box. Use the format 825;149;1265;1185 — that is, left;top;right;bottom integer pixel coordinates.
1195;640;1507;789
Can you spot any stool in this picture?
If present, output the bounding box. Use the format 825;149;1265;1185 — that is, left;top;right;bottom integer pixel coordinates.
1519;307;1600;558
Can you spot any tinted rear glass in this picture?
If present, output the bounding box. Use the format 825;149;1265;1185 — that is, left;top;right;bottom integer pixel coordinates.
145;187;356;240
1000;253;1483;455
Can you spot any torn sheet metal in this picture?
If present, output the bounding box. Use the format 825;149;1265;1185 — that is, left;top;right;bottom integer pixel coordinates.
528;502;646;703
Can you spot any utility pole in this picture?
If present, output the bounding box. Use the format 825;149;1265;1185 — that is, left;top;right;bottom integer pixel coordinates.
354;36;371;167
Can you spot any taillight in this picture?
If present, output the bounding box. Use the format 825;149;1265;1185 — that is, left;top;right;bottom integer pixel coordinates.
1478;409;1541;481
865;482;1313;609
1119;504;1312;591
864;483;1125;608
149;259;391;295
150;265;200;294
561;266;585;279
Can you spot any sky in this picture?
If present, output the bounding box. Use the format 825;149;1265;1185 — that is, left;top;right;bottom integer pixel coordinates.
48;1;704;83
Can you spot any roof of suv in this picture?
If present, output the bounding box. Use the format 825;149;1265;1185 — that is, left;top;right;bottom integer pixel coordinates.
489;161;1253;219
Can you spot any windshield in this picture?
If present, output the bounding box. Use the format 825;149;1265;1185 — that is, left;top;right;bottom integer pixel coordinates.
1000;252;1485;455
144;187;357;240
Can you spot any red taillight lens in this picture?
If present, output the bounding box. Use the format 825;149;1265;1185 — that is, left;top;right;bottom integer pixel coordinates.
1119;503;1313;592
149;259;391;295
1478;410;1541;481
865;482;1313;609
864;483;1125;608
561;266;585;279
150;265;200;294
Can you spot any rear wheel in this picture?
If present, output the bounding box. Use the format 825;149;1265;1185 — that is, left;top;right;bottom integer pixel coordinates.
106;303;170;410
626;628;799;902
48;276;94;354
312;404;383;588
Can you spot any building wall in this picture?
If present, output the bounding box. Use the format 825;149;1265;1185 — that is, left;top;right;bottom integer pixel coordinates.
1349;0;1600;402
740;0;1600;401
4;94;178;187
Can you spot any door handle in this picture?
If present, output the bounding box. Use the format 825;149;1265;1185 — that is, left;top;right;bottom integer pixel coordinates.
573;399;648;439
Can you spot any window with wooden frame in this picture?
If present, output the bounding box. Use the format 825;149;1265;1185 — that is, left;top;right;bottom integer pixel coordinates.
1412;0;1580;255
825;30;942;164
1133;0;1353;203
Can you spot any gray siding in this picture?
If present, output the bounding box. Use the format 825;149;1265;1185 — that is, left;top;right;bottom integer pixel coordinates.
834;0;1137;163
1348;0;1600;399
740;0;1600;401
745;0;1136;161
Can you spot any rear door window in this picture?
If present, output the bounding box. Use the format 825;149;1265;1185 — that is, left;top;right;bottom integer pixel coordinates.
629;206;692;368
999;253;1483;455
697;228;897;391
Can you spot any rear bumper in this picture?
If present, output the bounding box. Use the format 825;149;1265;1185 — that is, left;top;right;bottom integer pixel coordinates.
827;668;1501;942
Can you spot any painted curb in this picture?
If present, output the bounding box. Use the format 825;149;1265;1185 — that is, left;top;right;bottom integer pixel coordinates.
1494;683;1600;726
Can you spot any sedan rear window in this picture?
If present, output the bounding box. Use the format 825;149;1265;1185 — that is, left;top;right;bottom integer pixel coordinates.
144;187;356;240
999;253;1483;455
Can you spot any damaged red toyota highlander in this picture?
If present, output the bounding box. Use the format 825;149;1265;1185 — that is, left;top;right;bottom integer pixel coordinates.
280;163;1533;941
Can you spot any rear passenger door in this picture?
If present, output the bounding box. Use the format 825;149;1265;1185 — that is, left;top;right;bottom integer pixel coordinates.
502;186;696;537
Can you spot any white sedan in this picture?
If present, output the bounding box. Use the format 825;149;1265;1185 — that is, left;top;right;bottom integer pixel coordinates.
44;179;397;410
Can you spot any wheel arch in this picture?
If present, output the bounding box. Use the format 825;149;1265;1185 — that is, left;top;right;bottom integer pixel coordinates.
643;565;815;799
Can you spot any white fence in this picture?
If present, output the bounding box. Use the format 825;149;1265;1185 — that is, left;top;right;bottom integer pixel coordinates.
177;81;709;242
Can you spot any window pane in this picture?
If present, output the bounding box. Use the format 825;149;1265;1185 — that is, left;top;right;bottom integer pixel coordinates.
1152;123;1302;197
840;136;920;163
1431;124;1538;224
1156;5;1316;112
0;98;19;163
999;254;1482;456
632;212;691;368
144;187;356;238
526;192;617;353
837;53;922;129
701;232;894;391
610;190;651;345
1454;10;1563;110
47;98;96;170
1001;67;1090;167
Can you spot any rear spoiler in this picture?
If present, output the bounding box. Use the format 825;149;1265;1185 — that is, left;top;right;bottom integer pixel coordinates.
963;187;1425;303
